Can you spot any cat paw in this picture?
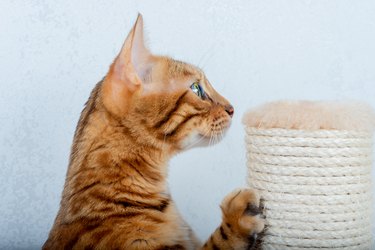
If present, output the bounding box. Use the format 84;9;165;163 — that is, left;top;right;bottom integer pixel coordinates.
220;188;265;238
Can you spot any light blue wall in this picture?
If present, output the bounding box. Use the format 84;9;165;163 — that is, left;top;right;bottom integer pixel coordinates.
0;0;374;248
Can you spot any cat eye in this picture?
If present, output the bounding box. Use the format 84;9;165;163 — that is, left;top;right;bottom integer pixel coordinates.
190;82;206;99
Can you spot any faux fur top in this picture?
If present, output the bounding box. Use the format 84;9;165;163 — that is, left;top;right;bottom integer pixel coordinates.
243;101;375;132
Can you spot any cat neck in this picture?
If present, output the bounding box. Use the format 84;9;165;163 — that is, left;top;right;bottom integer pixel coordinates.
65;84;172;203
68;111;170;187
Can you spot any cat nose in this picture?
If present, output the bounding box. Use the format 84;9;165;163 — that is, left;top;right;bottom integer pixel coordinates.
225;105;234;117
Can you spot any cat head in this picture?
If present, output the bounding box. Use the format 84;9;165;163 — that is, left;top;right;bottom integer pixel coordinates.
102;14;233;152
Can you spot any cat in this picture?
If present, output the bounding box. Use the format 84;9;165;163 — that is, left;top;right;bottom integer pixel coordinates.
43;14;264;250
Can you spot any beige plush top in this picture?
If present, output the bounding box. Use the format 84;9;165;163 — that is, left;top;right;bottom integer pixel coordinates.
243;101;375;132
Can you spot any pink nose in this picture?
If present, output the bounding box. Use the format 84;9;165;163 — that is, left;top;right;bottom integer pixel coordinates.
225;105;234;117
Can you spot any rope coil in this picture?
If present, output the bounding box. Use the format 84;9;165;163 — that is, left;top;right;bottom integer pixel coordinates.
246;128;373;249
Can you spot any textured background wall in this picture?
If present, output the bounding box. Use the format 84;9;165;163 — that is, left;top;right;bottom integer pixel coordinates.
1;0;374;249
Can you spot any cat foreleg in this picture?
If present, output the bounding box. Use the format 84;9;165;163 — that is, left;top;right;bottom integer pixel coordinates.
200;188;264;250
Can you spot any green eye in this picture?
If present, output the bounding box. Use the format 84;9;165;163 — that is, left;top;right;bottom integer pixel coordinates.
190;82;205;99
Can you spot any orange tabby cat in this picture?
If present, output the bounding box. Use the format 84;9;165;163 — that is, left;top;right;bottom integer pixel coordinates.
43;14;264;250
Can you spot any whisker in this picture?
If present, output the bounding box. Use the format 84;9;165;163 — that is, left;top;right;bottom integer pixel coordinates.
197;43;217;70
219;127;224;142
211;133;215;146
209;130;213;147
190;130;209;148
185;127;211;149
196;45;215;70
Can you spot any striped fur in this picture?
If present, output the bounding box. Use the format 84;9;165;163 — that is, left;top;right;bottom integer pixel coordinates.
43;14;264;250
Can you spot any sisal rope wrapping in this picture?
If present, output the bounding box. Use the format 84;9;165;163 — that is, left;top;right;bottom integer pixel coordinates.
245;127;373;250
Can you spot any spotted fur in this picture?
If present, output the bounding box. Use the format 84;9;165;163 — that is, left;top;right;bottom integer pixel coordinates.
43;14;264;250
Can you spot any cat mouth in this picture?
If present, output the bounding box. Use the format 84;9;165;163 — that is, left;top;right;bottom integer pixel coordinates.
181;121;231;150
198;127;230;147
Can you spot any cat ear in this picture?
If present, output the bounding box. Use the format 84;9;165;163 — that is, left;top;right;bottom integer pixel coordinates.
112;14;152;87
113;13;152;85
103;14;152;115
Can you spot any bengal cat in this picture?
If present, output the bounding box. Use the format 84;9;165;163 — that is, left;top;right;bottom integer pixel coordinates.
43;14;264;250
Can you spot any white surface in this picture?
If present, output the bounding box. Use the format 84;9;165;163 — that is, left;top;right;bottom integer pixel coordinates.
0;0;374;249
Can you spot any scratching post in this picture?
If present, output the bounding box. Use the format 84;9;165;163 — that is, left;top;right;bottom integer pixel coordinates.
243;101;375;250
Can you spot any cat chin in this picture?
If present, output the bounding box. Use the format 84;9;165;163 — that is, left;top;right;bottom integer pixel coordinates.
180;130;227;150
